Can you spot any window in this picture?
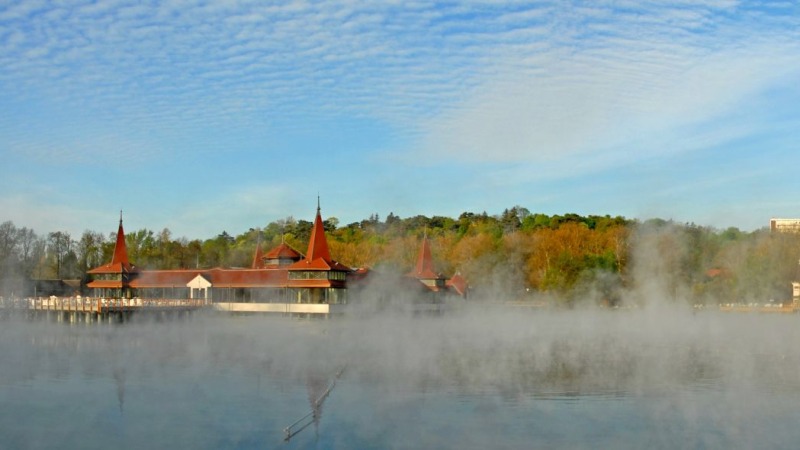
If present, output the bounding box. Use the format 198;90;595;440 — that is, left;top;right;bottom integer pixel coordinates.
289;271;327;280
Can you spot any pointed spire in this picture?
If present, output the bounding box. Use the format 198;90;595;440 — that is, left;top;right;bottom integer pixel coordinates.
111;211;130;266
86;212;136;275
305;201;332;263
414;233;438;278
251;237;265;269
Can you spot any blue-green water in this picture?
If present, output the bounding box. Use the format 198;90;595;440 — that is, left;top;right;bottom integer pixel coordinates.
1;308;800;449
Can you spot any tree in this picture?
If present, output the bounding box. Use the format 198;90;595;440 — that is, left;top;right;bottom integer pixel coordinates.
77;230;106;273
47;231;72;279
16;207;800;306
0;221;16;266
0;221;23;295
201;232;235;268
17;227;42;278
324;217;339;232
450;233;497;290
498;206;529;232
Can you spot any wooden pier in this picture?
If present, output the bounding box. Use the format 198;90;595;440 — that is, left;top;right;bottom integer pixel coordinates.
0;296;209;323
717;304;796;314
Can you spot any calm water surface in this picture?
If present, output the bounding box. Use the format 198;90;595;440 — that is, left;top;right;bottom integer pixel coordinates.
1;307;799;449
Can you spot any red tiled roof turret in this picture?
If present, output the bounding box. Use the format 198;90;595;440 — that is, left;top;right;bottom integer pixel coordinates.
306;203;332;263
411;234;440;279
288;201;351;272
87;212;136;274
265;241;303;260
112;213;129;266
446;272;468;297
251;241;265;269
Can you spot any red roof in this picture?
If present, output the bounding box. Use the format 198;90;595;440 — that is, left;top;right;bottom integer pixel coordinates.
87;262;135;275
287;278;342;288
88;215;136;274
306;206;331;262
86;280;124;289
288;204;351;272
93;266;349;290
130;270;204;288
289;257;351;271
206;268;289;287
265;242;303;260
410;235;440;279
446;272;468;297
86;207;357;291
705;268;730;278
251;242;265;269
345;267;372;287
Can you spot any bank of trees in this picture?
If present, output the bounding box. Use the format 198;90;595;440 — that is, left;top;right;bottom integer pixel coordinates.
1;209;797;305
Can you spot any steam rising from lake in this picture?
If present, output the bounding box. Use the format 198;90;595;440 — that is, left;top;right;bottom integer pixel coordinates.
2;305;800;449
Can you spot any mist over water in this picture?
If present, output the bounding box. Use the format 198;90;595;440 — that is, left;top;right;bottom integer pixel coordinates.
2;304;800;449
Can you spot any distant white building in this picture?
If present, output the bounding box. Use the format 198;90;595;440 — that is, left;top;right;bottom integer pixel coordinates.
770;218;800;233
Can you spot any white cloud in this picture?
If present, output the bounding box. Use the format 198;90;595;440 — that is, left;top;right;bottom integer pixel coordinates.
6;124;166;167
2;0;800;234
417;36;800;168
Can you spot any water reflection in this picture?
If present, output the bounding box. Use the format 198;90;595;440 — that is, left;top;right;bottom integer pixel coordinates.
1;309;800;448
113;367;126;413
282;365;347;442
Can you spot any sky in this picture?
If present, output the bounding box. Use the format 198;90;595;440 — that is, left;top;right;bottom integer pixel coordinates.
1;0;799;240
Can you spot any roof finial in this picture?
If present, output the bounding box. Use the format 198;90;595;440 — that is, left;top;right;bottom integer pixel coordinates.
119;209;123;225
317;194;321;213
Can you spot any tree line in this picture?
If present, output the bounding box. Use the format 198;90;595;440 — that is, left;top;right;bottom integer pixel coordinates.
1;208;797;305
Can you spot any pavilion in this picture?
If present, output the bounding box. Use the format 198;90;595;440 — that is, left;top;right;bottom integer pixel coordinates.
85;204;466;314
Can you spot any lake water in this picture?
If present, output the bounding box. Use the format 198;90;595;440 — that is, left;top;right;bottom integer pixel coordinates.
1;306;800;449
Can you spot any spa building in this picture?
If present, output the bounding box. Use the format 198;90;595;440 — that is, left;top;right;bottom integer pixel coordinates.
85;205;466;311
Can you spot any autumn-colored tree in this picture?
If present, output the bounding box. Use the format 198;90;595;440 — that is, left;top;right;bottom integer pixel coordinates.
449;233;498;288
14;208;800;306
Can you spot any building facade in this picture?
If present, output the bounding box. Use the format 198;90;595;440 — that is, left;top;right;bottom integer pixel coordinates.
85;205;467;311
770;218;800;233
87;205;358;306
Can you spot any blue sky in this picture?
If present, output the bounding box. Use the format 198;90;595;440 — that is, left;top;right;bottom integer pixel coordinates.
1;0;799;239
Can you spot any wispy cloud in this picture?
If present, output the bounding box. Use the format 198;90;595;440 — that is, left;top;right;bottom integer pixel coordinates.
1;0;798;233
418;5;800;169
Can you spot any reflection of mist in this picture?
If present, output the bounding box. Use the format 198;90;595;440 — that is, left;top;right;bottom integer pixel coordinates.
3;309;800;396
2;305;800;448
306;371;326;436
113;367;126;413
283;365;345;442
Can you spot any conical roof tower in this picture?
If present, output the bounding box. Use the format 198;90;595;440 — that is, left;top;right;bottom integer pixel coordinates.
88;212;136;274
86;212;137;298
288;200;350;271
251;239;265;269
411;232;439;279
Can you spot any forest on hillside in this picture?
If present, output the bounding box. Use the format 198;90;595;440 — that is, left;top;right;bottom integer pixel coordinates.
1;207;799;305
